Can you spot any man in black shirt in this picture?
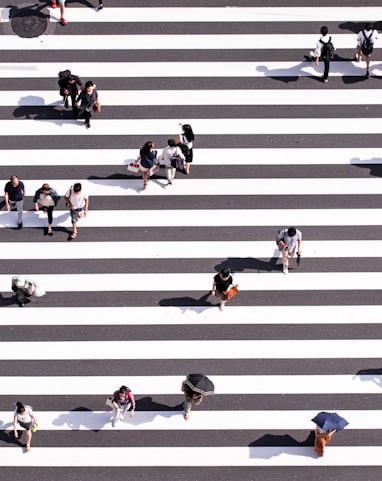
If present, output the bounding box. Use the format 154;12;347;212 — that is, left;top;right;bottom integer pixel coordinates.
4;175;25;229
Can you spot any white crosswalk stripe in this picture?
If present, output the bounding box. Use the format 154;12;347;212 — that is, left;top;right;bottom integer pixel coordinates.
1;3;382;480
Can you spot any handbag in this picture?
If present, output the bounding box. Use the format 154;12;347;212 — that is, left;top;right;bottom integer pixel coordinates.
33;287;46;297
31;422;38;433
223;284;239;300
127;162;140;173
93;102;101;113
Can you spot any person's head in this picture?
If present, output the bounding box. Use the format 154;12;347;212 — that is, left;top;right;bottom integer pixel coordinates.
320;25;328;36
10;175;19;187
68;75;76;83
118;385;128;397
287;227;297;237
365;22;372;31
85;81;94;94
167;138;176;147
14;276;26;289
220;268;230;279
41;183;51;193
16;402;25;414
182;124;195;142
141;141;154;155
73;183;82;194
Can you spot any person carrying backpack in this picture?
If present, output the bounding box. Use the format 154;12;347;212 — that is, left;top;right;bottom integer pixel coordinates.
310;26;335;83
356;23;378;78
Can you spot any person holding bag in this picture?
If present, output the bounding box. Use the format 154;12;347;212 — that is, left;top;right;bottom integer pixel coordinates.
176;123;195;175
161;138;185;185
13;402;38;452
33;183;60;236
211;268;235;311
137;141;159;190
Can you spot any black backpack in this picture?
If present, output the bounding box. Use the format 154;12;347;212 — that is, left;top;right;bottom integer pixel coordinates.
58;69;71;92
361;30;374;56
319;37;335;61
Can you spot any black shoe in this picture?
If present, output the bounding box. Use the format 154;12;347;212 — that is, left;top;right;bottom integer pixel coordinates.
18;222;23;229
98;3;103;9
64;99;69;108
19;302;24;307
85;120;90;129
366;70;370;78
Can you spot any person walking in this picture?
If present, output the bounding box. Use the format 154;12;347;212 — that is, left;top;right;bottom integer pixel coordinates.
64;182;89;240
51;0;67;26
176;123;195;175
276;226;302;274
181;378;204;420
58;71;83;116
4;175;25;229
161;138;185;185
13;402;38;452
356;23;378;78
76;81;100;129
33;183;60;236
314;427;336;457
137;141;159;190
211;268;234;311
11;275;38;307
106;385;135;427
310;26;335;83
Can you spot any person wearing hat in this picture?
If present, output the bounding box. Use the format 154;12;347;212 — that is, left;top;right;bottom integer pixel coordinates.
11;275;38;307
33;183;60;236
276;226;302;274
106;385;135;427
211;268;234;311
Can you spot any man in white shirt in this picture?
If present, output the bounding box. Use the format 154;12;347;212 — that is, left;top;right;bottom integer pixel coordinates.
310;26;335;83
64;182;89;240
356;23;378;78
276;227;302;274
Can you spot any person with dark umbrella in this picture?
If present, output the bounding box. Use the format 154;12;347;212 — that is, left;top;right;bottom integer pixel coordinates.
181;374;214;420
311;411;348;457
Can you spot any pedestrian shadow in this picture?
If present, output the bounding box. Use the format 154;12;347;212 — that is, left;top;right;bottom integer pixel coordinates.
338;21;382;33
353;161;382;177
0;294;17;307
0;429;26;448
214;255;280;274
256;63;306;83
249;431;316;459
354;368;382;388
123;397;181;426
159;293;215;310
52;407;109;432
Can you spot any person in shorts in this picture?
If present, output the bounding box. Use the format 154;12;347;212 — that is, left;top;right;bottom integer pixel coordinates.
64;182;89;240
51;0;67;25
13;402;38;452
276;226;302;274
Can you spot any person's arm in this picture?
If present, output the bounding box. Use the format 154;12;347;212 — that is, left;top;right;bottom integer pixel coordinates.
33;189;39;210
297;239;302;255
4;191;10;210
13;414;18;438
129;393;136;417
83;197;89;216
211;278;217;296
177;147;185;160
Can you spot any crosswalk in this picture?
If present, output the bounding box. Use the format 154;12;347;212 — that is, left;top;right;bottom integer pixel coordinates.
1;2;382;480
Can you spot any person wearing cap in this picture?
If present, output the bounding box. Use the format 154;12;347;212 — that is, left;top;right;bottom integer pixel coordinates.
11;275;38;307
276;226;302;274
160;138;185;185
211;268;234;311
4;175;25;229
106;385;135;427
33;183;60;236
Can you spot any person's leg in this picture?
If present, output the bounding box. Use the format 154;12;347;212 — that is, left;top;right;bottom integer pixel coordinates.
323;60;329;81
15;199;23;226
16;288;25;306
183;397;192;419
365;55;370;76
70;209;79;238
59;0;67;24
47;206;53;234
112;406;121;426
98;1;104;9
25;429;32;451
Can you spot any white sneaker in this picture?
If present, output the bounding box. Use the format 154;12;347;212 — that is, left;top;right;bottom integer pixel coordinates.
283;265;288;275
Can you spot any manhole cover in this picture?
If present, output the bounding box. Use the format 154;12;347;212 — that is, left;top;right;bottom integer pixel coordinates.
11;9;48;38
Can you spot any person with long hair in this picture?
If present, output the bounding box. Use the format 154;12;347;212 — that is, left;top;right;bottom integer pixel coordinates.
176;123;195;175
106;385;136;427
137;141;159;190
33;183;60;236
13;402;37;452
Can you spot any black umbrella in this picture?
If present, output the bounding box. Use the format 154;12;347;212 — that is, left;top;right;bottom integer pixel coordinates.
185;373;215;396
311;411;349;431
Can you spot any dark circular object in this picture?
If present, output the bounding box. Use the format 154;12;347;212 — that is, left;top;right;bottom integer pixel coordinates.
11;9;48;38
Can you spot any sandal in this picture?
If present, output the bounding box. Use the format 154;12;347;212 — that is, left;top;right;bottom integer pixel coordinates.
47;226;52;235
70;232;77;239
